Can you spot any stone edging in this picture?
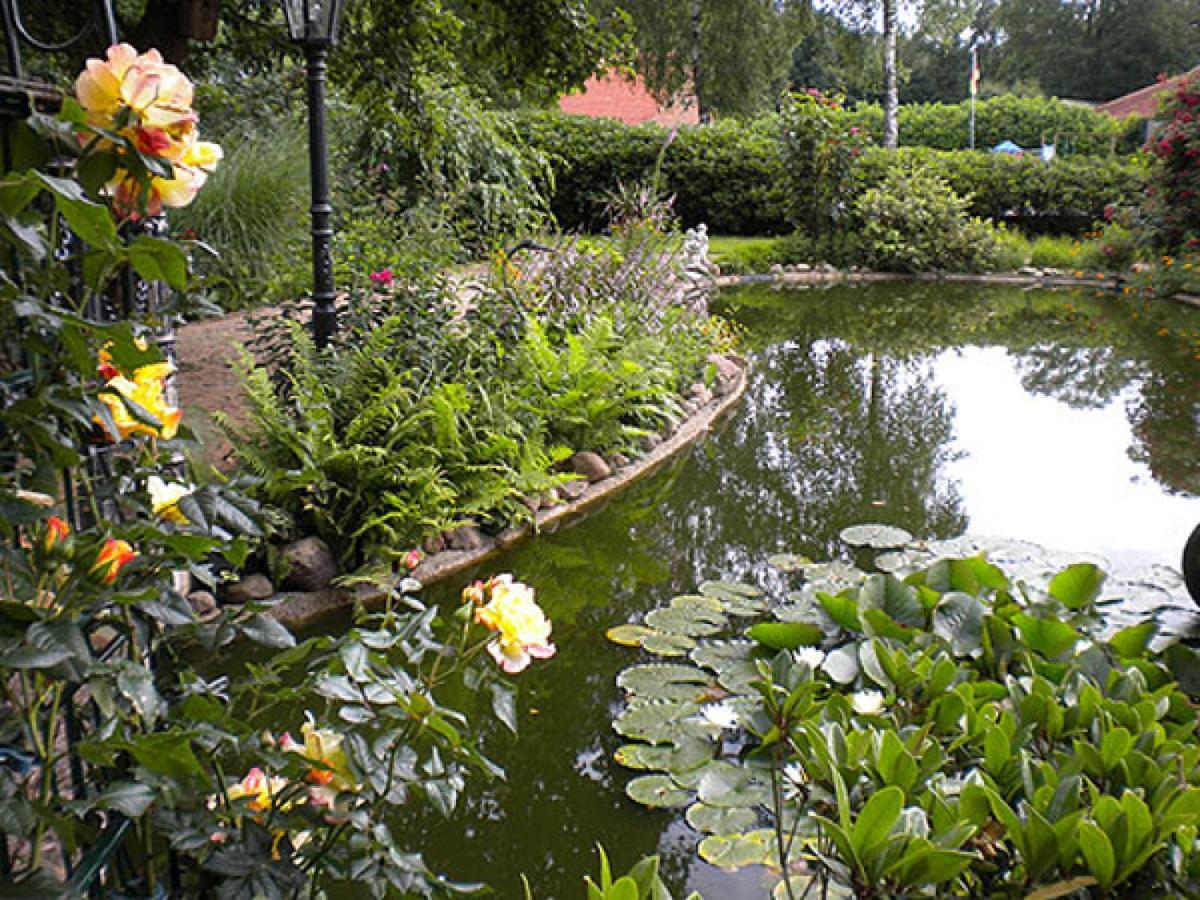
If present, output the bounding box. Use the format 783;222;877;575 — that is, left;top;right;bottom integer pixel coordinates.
270;361;750;629
714;270;1124;290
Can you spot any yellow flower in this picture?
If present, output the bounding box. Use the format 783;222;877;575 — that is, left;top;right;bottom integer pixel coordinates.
147;475;192;524
95;362;182;441
474;577;556;673
226;767;290;814
75;44;220;216
280;721;358;792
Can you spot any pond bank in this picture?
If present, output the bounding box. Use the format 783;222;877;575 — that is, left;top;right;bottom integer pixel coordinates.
269;357;749;629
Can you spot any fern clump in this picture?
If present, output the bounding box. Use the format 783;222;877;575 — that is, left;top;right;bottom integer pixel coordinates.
228;235;730;570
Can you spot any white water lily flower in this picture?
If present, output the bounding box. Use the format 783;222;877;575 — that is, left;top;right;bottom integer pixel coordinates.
794;647;826;668
700;702;739;730
851;689;885;716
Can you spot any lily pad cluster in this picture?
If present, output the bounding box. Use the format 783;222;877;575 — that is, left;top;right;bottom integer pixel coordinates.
608;529;1200;898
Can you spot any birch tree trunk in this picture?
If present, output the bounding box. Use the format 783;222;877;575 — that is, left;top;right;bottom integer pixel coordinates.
882;0;898;148
691;0;709;122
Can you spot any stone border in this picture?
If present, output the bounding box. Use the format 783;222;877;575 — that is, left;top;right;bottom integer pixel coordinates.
715;269;1124;291
270;361;750;629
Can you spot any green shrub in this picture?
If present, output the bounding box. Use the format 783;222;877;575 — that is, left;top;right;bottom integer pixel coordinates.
1081;221;1141;270
991;225;1032;271
171;127;311;310
1030;235;1085;269
851;148;1148;234
520;113;1147;239
850;94;1134;155
852;166;1004;272
779;90;869;237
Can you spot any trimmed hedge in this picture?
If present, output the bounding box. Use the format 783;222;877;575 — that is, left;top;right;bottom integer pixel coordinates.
517;111;790;235
848;95;1139;156
516;111;1149;236
852;148;1150;233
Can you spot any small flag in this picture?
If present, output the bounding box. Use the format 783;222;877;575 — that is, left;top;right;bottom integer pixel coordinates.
969;50;980;97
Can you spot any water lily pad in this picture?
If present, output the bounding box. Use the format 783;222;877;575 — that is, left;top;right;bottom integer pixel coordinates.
672;594;726;614
626;774;692;809
618;663;711;701
614;743;676;771
606;624;657;647
642;632;697;657
645;606;726;637
840;524;913;550
690;640;755;673
697;765;771;808
614;700;699;743
686;802;760;835
768;553;810;573
717;660;763;696
699;580;763;598
698;829;778;869
801;560;866;588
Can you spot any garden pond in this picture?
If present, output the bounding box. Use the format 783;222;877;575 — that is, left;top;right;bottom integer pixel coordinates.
343;282;1200;897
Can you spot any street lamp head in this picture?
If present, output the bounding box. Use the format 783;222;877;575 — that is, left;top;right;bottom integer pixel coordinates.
281;0;345;46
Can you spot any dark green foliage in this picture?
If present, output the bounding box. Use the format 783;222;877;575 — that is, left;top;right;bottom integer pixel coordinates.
851;166;1006;273
517;112;791;235
848;95;1136;155
230;238;721;568
852;147;1149;235
521;111;1148;238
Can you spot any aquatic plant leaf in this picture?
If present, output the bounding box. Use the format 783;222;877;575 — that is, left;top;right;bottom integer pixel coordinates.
686;802;759;835
698;829;778;869
690;640;755;673
747;622;824;650
606;624;657;647
933;591;986;657
773;876;853;899
817;591;862;632
614;743;676;771
645;606;726;637
801;560;866;586
858;574;925;628
1049;563;1107;610
717;660;763;696
699;580;762;598
618;663;711;701
697;765;771;808
840;524;913;549
671;594;726;614
768;553;810;573
822;644;861;684
614;700;699;743
641;632;697;657
1012;614;1079;658
1108;621;1156;659
626;774;693;808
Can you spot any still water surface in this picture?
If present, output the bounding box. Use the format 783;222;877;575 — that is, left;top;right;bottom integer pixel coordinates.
404;283;1200;898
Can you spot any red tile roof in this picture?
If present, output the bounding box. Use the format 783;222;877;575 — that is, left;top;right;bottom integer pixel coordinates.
558;69;698;127
1096;67;1200;120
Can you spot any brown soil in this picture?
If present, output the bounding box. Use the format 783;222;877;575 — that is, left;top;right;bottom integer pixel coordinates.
175;310;259;470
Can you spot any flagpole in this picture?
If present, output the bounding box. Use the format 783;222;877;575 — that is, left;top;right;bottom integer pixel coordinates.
969;46;977;150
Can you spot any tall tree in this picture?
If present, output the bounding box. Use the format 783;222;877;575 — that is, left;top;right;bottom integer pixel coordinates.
882;0;898;146
592;0;811;118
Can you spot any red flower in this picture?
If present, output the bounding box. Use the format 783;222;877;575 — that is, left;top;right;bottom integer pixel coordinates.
42;516;70;553
91;538;137;584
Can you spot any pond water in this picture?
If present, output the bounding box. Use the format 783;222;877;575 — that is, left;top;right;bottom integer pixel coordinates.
402;282;1200;898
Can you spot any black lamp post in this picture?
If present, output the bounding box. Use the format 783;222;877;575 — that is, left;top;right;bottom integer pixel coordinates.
281;0;344;348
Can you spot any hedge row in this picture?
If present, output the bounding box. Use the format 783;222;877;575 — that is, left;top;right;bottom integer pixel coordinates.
848;95;1140;156
518;111;1149;236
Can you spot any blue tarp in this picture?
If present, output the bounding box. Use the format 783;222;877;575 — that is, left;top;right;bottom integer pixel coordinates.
992;140;1023;154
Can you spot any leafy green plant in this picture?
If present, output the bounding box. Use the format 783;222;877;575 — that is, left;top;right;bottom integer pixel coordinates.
852;165;1005;273
609;530;1200;898
171;125;311;310
1030;234;1085;269
780;89;869;238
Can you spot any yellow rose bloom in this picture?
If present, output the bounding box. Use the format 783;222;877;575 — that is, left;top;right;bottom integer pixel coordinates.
474;577;556;673
147;475;192;524
95;362;182;441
